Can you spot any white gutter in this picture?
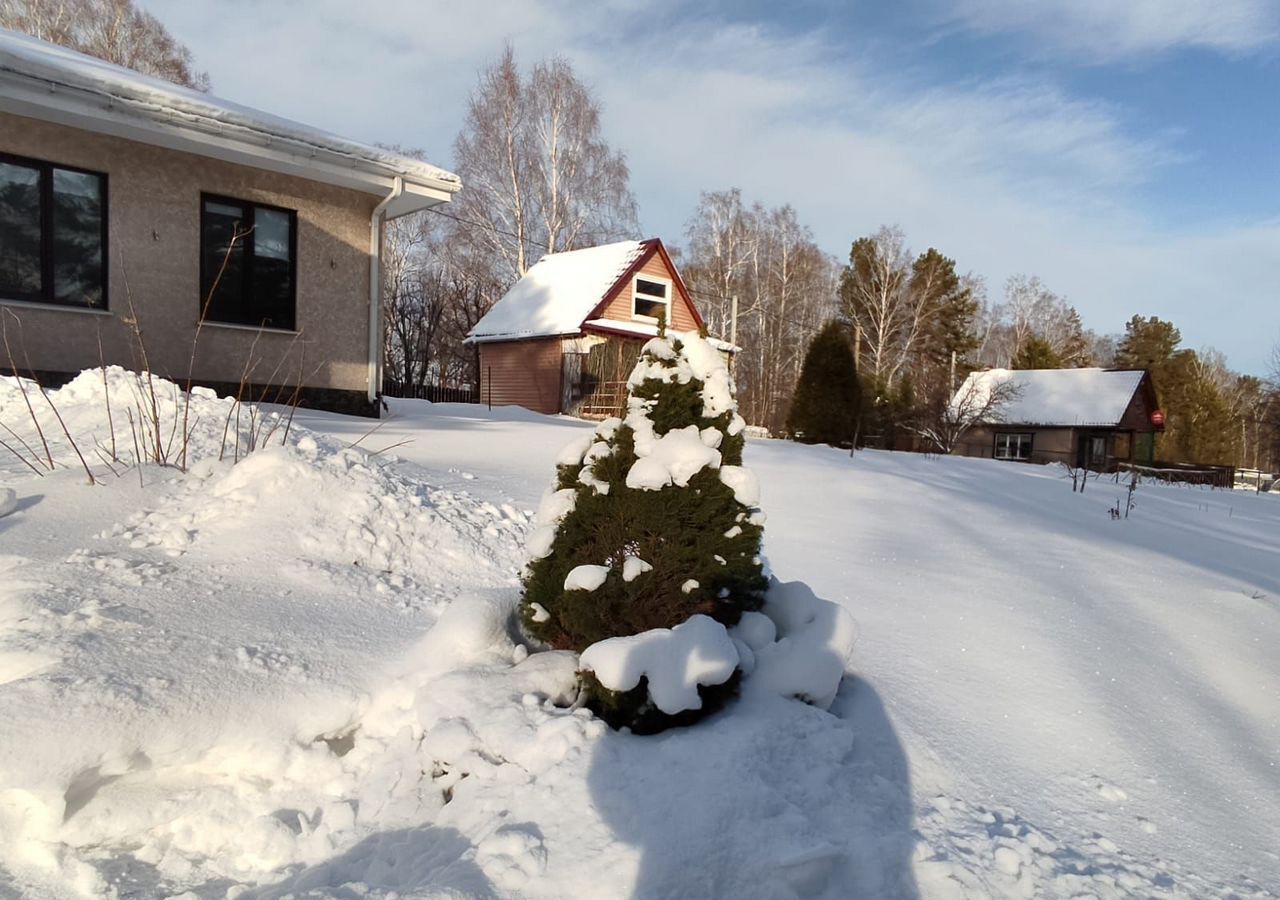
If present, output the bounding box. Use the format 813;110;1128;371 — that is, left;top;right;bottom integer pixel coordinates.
368;176;403;404
0;69;458;204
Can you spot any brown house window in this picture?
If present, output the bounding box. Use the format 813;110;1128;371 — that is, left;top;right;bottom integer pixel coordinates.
0;152;107;310
200;193;297;330
994;432;1033;460
632;275;671;322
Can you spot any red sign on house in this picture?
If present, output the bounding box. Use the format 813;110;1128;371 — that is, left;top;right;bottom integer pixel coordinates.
1151;409;1166;429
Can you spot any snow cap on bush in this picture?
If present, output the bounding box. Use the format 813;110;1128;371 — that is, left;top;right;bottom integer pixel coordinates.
520;331;766;732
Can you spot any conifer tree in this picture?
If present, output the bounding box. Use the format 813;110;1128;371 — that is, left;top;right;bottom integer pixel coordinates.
520;332;766;732
786;321;861;447
1011;336;1064;370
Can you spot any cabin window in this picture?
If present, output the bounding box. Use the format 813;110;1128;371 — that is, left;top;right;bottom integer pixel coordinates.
632;275;671;322
200;193;297;330
0;152;107;309
993;432;1033;461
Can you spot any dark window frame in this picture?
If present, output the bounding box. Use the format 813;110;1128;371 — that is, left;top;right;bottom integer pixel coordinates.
0;150;109;310
993;431;1034;461
198;192;298;331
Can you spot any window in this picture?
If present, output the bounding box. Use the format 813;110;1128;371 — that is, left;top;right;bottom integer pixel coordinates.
200;194;296;330
993;432;1033;461
0;153;107;309
632;275;670;322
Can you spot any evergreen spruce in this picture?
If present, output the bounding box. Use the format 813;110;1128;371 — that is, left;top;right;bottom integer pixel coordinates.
520;333;767;731
1011;336;1064;370
786;321;861;447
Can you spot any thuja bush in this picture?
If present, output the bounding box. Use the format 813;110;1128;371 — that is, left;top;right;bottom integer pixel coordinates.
520;332;766;731
786;320;861;447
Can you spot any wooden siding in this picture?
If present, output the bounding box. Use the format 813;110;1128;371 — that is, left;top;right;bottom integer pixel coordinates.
478;339;562;414
597;252;700;331
1117;372;1158;431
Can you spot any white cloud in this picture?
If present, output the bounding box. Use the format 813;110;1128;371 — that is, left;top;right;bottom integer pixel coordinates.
934;0;1280;61
140;0;1278;373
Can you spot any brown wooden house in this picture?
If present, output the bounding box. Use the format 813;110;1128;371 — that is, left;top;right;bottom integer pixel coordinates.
951;368;1161;469
465;238;730;417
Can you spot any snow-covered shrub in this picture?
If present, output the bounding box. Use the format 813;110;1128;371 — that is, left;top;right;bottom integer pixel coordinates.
786;321;860;448
520;332;767;732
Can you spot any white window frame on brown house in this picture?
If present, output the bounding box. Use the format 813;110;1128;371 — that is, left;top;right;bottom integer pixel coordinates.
993;431;1033;461
631;273;672;323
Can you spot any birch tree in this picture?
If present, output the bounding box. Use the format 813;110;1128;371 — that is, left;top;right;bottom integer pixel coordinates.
451;46;638;284
1;0;209;89
683;191;837;429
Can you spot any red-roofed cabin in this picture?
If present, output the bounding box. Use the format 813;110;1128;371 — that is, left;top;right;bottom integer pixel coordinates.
465;238;731;417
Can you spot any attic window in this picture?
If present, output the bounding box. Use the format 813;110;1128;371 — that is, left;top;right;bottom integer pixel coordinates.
632;276;671;322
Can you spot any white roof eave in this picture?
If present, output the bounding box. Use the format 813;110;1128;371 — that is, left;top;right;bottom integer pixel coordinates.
0;68;459;206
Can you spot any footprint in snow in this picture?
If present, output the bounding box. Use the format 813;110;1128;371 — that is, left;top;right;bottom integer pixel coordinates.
475;823;547;888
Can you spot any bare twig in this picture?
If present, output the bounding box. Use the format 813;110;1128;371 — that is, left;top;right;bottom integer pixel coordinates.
0;436;45;477
96;327;117;461
2;312;54;469
182;224;249;470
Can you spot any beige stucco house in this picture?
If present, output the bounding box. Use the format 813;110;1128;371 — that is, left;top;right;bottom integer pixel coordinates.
0;29;459;415
465;238;731;418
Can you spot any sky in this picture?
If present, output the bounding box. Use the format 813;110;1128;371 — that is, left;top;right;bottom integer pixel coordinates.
143;0;1280;376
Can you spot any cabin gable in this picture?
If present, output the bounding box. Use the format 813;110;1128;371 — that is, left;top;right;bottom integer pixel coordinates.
592;245;701;332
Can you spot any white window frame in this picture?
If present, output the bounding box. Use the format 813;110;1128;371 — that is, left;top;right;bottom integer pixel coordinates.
631;273;672;323
993;432;1033;461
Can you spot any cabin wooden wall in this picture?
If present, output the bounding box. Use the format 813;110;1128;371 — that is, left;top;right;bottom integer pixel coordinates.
477;339;562;414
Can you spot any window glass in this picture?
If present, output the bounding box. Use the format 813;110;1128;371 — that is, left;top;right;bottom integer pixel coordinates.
635;278;667;298
51;168;105;307
201;199;247;323
252;207;293;328
200;196;295;330
633;277;669;320
0;160;43;300
994;432;1032;460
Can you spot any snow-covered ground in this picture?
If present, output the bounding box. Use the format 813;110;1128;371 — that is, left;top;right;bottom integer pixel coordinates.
0;374;1277;899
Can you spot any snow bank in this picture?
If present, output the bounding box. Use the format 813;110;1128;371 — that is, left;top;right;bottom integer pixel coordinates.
579;615;739;714
4;374;1275;899
737;579;858;710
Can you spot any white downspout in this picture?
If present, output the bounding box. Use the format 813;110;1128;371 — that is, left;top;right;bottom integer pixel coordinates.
368;176;404;405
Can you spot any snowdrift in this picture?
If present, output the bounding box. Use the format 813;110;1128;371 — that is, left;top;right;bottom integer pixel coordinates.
0;371;1276;899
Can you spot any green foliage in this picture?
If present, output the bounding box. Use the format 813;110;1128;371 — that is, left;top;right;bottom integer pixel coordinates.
1113;315;1240;465
786;321;861;447
520;335;767;731
837;230;977;445
911;248;979;367
1011;336;1064;370
1115;316;1181;372
579;670;742;735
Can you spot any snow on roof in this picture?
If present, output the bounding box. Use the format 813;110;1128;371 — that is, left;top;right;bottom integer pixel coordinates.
0;28;459;194
467;241;646;343
956;368;1145;427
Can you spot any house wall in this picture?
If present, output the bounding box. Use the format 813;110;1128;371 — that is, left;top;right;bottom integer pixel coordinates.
0;111;378;410
956;425;1076;463
478;338;562;415
1118;379;1157;432
596;253;700;331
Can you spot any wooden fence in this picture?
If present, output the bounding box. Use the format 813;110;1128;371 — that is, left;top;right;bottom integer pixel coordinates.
381;378;476;404
1116;461;1235;489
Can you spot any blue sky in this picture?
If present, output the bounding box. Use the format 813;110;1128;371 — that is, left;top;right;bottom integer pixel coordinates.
146;0;1280;375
